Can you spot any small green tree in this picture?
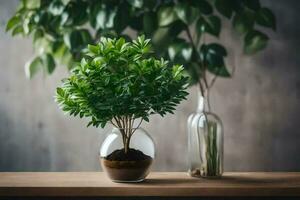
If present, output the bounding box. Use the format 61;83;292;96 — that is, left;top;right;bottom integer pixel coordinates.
55;36;189;153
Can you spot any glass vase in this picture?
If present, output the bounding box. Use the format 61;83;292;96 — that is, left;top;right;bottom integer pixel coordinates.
187;91;223;178
100;127;155;182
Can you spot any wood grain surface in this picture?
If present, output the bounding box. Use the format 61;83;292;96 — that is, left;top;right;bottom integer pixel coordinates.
0;172;300;197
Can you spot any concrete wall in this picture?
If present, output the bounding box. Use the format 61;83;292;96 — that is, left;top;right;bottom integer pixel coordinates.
0;0;299;172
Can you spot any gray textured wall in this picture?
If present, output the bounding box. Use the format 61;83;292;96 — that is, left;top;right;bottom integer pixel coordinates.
0;0;300;172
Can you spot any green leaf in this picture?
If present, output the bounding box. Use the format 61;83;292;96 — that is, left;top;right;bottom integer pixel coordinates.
96;29;118;39
193;0;213;15
200;44;230;77
6;16;21;32
80;29;92;44
196;16;221;37
52;42;71;63
100;122;106;128
42;54;56;74
12;25;24;36
152;21;185;54
116;37;126;49
152;27;171;52
185;62;202;85
233;10;256;35
56;87;64;97
206;53;230;77
206;16;221;37
23;0;41;9
95;5;117;30
64;31;77;50
215;0;233;18
25;56;43;79
64;1;88;26
256;7;276;30
87;121;93;127
143;12;158;36
168;38;193;64
49;0;64;16
206;51;224;67
88;44;99;54
64;29;92;51
129;14;143;31
80;112;84;118
174;3;199;25
143;116;149;122
208;65;230;77
22;17;31;35
158;6;178;27
120;34;131;41
89;1;102;28
127;0;143;8
61;0;70;5
169;20;185;36
244;30;269;54
243;0;260;11
196;17;206;35
114;3;130;34
143;0;156;10
206;43;227;57
33;29;44;42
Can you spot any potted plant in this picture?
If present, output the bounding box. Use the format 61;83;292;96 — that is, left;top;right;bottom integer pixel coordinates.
55;36;189;182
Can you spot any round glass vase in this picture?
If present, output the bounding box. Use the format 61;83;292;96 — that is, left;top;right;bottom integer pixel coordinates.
100;127;155;182
187;91;224;178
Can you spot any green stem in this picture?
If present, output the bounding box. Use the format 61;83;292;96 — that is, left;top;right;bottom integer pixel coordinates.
205;121;219;177
186;26;206;96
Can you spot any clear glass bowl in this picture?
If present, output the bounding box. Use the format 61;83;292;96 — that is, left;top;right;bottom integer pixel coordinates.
100;127;155;182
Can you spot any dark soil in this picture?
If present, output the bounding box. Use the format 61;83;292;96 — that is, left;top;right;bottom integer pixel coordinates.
105;148;152;161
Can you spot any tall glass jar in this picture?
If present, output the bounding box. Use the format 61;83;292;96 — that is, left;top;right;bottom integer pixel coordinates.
187;90;223;178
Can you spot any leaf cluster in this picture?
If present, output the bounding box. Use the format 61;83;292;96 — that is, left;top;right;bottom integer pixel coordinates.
160;0;276;85
7;0;276;88
55;36;189;128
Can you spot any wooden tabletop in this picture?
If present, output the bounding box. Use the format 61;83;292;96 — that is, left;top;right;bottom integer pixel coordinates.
0;172;300;197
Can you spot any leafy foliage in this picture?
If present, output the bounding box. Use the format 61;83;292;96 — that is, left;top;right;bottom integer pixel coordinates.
7;0;276;92
55;36;189;129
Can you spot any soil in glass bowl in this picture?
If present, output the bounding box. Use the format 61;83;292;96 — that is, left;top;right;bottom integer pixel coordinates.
100;148;153;182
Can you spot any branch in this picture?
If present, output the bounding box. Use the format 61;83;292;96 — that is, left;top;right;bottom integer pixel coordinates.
198;80;205;96
185;26;208;96
186;26;197;52
130;118;143;137
203;69;209;89
113;117;126;147
186;27;205;96
109;120;118;128
209;74;218;89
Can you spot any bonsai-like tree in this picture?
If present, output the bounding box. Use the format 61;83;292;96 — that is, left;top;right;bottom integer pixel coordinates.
55;36;189;153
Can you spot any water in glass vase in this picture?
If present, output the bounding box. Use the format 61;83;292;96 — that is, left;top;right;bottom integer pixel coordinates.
187;91;223;178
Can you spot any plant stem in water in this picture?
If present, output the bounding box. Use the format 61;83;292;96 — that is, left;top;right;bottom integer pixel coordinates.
204;121;219;177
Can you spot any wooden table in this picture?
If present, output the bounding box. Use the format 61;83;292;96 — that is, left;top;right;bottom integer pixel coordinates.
0;172;299;199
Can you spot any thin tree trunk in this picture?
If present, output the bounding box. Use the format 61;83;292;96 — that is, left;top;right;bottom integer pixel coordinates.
124;136;131;154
